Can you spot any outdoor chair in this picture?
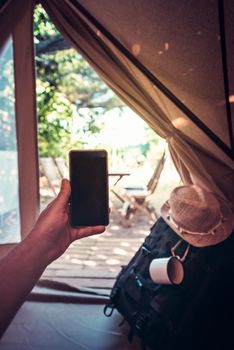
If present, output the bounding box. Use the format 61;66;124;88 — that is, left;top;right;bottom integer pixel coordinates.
39;157;62;196
111;150;166;226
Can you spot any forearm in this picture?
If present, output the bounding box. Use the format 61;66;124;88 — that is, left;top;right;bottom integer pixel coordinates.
0;232;52;338
0;179;105;338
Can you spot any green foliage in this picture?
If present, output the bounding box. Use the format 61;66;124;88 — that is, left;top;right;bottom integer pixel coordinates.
34;5;122;157
34;5;160;161
34;6;59;43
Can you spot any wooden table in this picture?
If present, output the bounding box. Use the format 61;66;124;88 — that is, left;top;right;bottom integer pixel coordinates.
108;172;130;186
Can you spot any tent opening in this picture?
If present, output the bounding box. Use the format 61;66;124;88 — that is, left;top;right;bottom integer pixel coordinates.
34;5;181;287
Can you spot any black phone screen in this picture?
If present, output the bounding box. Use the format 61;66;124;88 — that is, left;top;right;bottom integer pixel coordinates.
69;150;109;227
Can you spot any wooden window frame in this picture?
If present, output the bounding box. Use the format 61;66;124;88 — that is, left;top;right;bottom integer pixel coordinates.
0;2;39;257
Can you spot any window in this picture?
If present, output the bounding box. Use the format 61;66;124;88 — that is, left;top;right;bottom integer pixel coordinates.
0;37;21;244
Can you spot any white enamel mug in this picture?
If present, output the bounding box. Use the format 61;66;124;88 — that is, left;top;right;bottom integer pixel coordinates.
149;256;184;285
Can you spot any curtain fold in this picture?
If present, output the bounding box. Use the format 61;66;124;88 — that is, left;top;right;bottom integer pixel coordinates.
40;0;234;209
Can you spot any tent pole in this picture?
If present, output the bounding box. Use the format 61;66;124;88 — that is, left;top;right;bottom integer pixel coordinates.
218;0;234;152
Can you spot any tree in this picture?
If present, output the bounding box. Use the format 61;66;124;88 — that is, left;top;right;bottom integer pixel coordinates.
34;5;124;157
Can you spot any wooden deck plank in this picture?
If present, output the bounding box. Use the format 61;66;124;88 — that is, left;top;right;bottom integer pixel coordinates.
42;269;118;278
42;211;151;287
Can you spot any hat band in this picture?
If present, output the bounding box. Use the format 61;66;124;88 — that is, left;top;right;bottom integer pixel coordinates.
169;213;223;236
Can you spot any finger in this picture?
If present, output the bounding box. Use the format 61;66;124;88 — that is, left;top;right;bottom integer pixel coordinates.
73;225;106;240
54;179;71;210
45;198;57;209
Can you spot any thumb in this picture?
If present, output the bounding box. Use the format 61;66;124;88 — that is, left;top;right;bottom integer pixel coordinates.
55;179;71;209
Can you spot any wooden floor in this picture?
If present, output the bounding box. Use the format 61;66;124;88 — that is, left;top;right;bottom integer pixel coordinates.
42;210;152;291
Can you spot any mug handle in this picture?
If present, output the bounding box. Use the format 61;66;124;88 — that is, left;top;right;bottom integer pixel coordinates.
171;239;190;262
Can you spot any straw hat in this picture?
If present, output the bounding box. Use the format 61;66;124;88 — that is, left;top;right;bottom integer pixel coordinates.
160;185;234;247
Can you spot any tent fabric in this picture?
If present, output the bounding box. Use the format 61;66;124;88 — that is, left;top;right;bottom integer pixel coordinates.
225;1;234;127
1;300;141;349
40;0;234;209
0;1;233;210
76;0;234;152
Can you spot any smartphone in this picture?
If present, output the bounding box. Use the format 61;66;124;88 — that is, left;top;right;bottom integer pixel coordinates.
69;149;109;227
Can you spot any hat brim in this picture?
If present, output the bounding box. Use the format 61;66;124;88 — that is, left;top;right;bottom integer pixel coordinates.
160;197;234;247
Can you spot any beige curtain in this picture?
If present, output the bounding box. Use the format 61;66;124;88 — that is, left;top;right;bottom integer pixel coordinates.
41;0;234;209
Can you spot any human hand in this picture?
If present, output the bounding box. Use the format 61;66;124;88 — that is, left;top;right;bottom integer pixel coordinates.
29;179;106;262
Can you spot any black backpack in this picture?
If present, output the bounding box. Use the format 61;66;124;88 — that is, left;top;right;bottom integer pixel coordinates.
104;218;234;350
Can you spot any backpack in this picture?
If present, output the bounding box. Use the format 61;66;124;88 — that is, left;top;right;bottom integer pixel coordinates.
104;218;234;350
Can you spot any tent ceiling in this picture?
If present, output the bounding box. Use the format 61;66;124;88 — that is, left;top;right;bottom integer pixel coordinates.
80;0;234;154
